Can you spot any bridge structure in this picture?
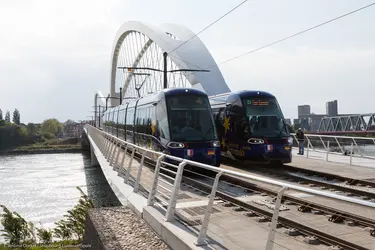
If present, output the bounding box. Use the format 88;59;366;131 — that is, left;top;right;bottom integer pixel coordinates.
93;21;231;126
83;21;375;250
316;113;375;135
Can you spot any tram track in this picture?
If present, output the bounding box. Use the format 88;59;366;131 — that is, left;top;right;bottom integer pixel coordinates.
130;155;375;249
280;164;375;187
108;139;375;249
182;176;370;250
220;159;375;201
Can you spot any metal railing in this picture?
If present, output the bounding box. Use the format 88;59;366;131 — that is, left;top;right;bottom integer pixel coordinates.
291;133;375;165
85;125;375;250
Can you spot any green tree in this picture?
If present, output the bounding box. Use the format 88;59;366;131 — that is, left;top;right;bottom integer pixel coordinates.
36;227;53;244
0;205;35;245
4;111;10;123
0;109;2;120
26;123;38;136
54;186;94;241
41;118;63;136
12;109;20;125
287;124;295;133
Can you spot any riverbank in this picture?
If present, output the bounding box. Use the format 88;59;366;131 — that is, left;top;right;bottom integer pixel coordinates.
0;144;85;155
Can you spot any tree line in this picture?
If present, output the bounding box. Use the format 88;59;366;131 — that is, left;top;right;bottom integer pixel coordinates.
0;108;67;150
0;109;20;125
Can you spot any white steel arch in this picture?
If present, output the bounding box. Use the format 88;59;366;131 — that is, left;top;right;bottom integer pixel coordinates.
109;21;230;106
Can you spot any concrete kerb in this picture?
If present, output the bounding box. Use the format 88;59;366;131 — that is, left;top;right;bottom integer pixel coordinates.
86;131;204;250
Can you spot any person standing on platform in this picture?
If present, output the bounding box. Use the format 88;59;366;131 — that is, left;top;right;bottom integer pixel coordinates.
296;128;305;155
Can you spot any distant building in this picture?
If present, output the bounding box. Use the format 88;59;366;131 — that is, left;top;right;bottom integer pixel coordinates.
326;100;338;117
300;117;310;131
296;113;327;132
293;119;300;125
298;105;311;118
63;121;85;138
285;119;291;125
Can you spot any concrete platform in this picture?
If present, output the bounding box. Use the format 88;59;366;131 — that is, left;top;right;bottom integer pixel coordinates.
290;148;375;181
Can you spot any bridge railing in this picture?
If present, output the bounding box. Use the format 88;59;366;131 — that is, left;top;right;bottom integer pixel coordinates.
85;125;375;250
290;133;375;165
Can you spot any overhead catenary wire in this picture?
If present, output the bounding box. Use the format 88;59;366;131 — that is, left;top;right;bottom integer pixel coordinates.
213;2;375;68
174;2;375;72
167;0;249;54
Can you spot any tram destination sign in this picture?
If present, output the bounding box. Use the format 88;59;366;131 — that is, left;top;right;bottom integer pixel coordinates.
247;99;270;106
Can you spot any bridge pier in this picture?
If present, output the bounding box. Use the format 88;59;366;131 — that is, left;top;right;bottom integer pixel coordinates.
90;145;99;167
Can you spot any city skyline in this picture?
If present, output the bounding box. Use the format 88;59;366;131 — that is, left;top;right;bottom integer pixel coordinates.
0;0;374;123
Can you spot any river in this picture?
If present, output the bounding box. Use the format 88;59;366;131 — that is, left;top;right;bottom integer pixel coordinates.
0;153;121;243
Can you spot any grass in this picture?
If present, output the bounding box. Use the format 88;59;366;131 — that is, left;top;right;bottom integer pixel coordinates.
0;240;81;250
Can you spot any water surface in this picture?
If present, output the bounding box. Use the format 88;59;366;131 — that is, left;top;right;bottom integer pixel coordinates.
0;153;120;242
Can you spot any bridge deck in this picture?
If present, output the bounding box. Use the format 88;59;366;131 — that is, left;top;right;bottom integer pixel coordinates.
106;145;326;250
290;148;375;180
96;138;375;250
86;127;375;249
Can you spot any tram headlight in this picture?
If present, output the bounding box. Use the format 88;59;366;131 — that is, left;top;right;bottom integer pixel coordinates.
167;142;185;148
212;141;220;147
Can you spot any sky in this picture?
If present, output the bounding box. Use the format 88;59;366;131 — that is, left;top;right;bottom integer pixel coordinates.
0;0;374;123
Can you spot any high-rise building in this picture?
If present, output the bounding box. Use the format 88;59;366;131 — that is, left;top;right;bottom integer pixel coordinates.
326;100;338;117
285;119;291;125
298;105;311;118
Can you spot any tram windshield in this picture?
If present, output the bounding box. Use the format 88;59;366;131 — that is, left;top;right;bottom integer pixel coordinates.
167;95;217;141
242;97;289;137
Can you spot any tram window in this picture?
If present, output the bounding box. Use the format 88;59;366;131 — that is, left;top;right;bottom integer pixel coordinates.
149;106;155;135
126;109;134;128
156;101;170;140
166;95;216;141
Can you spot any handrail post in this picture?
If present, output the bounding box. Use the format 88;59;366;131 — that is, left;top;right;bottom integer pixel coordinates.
103;136;111;155
306;139;309;158
113;141;123;168
350;142;353;165
334;137;344;154
134;151;146;193
110;139;118;166
352;138;362;157
125;147;136;184
165;161;187;222
326;141;330;162
292;134;298;148
319;136;327;151
119;144;128;173
147;155;165;206
265;187;288;250
109;139;118;166
97;131;104;151
306;136;314;151
195;172;224;246
106;137;115;160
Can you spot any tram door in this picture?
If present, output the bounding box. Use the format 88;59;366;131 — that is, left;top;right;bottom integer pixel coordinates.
227;97;246;158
